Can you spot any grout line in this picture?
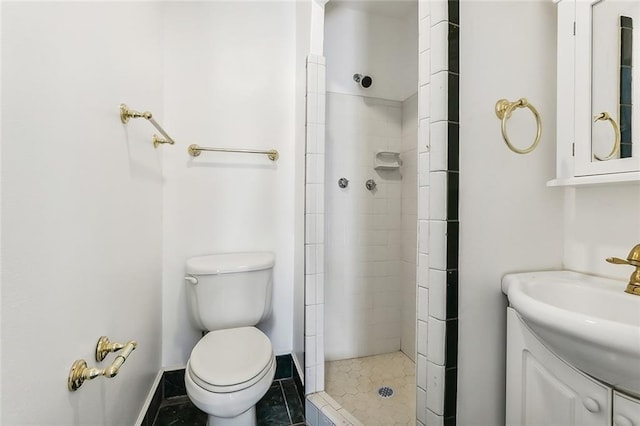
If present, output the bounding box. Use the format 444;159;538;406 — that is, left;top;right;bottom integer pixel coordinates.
278;381;294;425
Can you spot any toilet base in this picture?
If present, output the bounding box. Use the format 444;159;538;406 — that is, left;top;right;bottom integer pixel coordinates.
208;406;255;426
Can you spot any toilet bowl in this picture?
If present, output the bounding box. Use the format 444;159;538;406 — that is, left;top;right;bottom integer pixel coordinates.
185;327;276;425
183;252;276;426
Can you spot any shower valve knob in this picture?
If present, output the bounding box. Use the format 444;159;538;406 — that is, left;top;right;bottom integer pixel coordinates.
365;179;377;191
338;178;349;188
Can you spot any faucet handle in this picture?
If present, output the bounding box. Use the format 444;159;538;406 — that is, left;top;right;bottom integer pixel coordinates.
606;244;640;296
606;257;630;265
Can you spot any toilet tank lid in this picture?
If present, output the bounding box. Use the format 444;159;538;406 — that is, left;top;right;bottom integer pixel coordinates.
186;252;275;275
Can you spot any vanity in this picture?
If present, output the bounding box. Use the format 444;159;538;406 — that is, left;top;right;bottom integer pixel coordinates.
502;271;640;425
550;0;640;187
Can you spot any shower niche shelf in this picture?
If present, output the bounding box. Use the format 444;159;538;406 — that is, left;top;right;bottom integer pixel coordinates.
374;151;402;170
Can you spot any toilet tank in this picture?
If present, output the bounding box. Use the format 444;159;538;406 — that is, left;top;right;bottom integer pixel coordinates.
185;252;275;331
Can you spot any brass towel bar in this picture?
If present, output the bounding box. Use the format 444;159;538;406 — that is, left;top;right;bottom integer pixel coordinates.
188;144;279;161
120;104;175;148
68;337;137;391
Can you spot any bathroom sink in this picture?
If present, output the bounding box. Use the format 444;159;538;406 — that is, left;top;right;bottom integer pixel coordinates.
502;270;640;397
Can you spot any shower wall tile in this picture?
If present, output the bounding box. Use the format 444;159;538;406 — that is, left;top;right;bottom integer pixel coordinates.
428;220;447;270
429;268;446;320
429;171;447;220
431;0;448;26
427;318;446;365
417;319;428;356
430;71;448;123
430;121;448;171
305;56;326;395
419;1;459;423
419;118;430;153
430;22;449;75
419;16;431;53
417;386;427;424
419;1;430;23
419;83;431;120
426;361;445;415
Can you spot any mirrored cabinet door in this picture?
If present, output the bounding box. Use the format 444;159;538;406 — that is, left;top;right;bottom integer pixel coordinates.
574;0;640;178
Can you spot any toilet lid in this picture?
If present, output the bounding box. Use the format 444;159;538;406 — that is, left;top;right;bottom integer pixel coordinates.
189;327;273;390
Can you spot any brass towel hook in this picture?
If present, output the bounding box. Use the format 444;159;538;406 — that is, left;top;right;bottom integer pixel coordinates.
495;98;542;154
592;112;620;161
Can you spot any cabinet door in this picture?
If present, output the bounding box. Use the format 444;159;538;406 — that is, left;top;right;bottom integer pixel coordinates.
506;308;611;426
614;391;640;426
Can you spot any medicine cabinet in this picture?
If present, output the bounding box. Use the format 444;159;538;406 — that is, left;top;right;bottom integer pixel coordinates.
551;0;640;186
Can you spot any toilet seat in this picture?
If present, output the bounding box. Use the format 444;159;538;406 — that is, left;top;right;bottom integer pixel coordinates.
189;327;274;394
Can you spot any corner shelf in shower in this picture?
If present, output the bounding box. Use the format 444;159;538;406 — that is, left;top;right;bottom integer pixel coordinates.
373;151;402;170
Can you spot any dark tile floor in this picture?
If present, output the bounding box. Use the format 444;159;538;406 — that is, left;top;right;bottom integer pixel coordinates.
148;355;306;426
152;378;305;426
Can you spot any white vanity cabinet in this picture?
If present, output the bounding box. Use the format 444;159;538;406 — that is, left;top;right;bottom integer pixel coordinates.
506;308;611;425
506;308;640;425
614;392;640;426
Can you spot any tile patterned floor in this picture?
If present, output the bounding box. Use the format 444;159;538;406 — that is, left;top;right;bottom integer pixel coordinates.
325;351;416;425
152;378;305;426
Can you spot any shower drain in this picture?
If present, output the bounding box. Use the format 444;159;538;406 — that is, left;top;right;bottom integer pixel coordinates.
377;386;395;398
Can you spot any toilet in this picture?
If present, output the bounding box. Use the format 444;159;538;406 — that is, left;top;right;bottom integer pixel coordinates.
183;252;276;426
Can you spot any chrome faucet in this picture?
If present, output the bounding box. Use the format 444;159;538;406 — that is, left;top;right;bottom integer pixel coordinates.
606;243;640;296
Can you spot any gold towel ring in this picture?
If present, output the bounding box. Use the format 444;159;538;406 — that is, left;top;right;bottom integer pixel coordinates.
495;98;542;154
592;112;620;161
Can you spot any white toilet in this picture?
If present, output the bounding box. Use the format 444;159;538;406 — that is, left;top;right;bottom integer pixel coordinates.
183;252;276;426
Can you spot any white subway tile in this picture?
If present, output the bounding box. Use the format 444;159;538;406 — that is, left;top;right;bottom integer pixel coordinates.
418;186;430;220
430;71;448;123
316;361;325;392
428;221;447;270
307;62;318;94
307;92;318;124
306;274;317;306
418;153;430;187
430;0;448;25
306;397;320;426
419;16;431;53
419;83;430;120
417;319;428;356
426;361;445;415
430;121;448;172
418;287;428;321
418;253;429;288
316;304;324;336
428;318;446;366
419;49;431;87
318;64;326;94
306;305;317;336
306;244;317;274
306;336;317;366
429;171;447;221
318;94;326;124
419;0;430;20
417;386;427;424
419;118;431;154
417;354;427;390
418;220;429;254
427;410;444;426
306;365;317;395
430;21;449;75
429;268;447;320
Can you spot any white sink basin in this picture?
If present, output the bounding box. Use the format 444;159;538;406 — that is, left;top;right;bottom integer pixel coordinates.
502;270;640;397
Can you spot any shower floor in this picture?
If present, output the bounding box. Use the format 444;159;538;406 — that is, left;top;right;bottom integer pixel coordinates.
325;351;416;425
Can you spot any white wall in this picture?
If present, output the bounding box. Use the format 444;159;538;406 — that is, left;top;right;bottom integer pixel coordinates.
160;2;298;367
564;186;640;280
458;2;564;424
1;3;163;424
324;3;417;101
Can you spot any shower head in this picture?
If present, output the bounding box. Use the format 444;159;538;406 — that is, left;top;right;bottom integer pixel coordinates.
353;73;373;88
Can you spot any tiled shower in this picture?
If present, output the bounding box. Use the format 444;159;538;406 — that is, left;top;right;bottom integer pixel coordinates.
304;1;420;424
